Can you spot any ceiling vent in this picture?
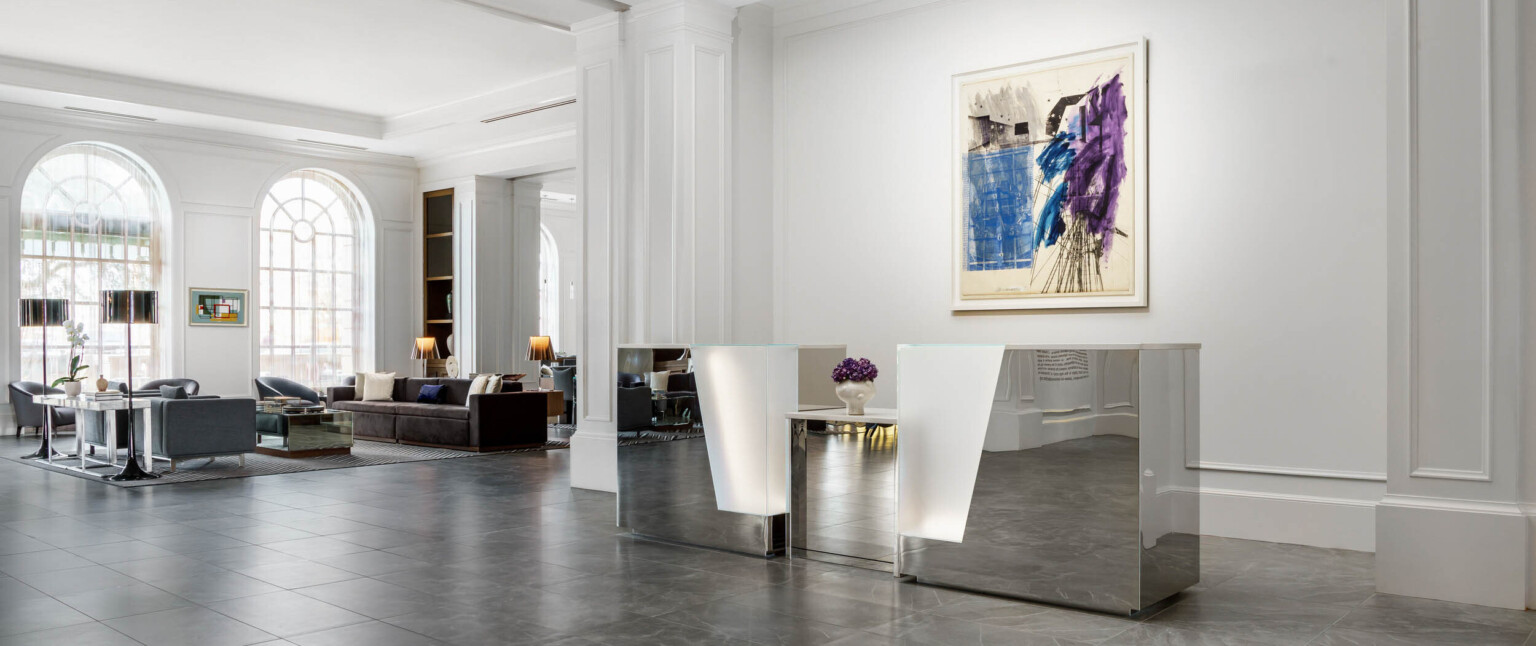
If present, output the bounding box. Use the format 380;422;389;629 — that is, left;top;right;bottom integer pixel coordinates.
481;98;577;124
296;139;370;151
63;107;157;122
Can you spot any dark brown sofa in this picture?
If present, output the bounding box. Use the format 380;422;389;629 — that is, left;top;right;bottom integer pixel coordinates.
327;377;546;451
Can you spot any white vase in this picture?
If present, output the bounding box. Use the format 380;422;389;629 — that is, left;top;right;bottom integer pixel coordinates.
62;381;81;398
835;380;875;416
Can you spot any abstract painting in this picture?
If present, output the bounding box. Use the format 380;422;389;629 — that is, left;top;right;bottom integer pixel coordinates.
188;288;247;326
952;41;1147;310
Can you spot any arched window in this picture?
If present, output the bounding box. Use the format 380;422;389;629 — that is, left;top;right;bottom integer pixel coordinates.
538;225;559;351
19;143;166;384
258;170;367;388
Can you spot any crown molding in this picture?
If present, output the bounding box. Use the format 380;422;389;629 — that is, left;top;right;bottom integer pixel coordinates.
0;54;384;138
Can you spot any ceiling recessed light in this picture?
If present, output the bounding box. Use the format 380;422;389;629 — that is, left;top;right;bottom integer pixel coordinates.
296;139;370;151
63;107;157;122
481;98;577;124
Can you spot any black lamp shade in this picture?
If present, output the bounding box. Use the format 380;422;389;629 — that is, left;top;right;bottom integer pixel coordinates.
19;298;69;327
101;290;159;324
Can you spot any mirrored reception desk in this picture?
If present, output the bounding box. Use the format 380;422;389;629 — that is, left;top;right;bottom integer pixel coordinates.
618;344;800;556
895;344;1200;615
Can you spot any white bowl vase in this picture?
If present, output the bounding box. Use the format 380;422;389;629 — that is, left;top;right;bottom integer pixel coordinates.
62;381;81;398
835;380;875;416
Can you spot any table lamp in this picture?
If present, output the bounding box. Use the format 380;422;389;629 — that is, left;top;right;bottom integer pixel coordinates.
527;335;554;369
18;298;70;460
412;337;439;377
101;289;158;481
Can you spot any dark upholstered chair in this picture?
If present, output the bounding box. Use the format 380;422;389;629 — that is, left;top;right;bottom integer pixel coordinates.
7;382;75;435
254;377;321;404
552;366;577;423
136;398;256;471
140;378;200;396
617;373;652;432
665;372;703;426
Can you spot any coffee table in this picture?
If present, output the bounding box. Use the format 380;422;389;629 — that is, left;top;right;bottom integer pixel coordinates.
651;392;695;432
255;409;354;458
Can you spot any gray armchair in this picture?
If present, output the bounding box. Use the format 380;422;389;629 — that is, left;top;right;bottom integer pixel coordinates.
254;377;321;404
552;366;576;423
141;378;201;396
7;382;75;435
136;397;256;471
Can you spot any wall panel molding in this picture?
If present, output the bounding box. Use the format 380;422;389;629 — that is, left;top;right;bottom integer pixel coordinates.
1404;0;1495;482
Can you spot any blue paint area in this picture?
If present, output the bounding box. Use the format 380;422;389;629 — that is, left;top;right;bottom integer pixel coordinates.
1035;133;1077;181
964;145;1036;271
1036;181;1069;249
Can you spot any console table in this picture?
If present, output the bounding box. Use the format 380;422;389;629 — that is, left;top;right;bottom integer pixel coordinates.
37;396;154;477
787;407;898;572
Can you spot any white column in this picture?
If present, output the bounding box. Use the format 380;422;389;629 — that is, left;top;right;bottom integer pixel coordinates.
1376;0;1530;609
571;12;628;492
570;0;749;491
454;177;514;376
510;178;543;381
629;0;736;345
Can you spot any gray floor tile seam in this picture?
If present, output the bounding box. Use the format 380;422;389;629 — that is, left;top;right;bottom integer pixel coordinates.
7;620;153;646
197;589;376;639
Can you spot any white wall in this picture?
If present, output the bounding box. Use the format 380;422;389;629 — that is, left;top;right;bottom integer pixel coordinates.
774;0;1389;548
0;102;418;417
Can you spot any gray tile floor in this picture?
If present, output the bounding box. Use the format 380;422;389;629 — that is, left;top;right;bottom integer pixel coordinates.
0;435;1533;646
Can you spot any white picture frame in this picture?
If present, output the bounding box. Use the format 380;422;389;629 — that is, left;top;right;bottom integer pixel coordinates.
951;39;1149;311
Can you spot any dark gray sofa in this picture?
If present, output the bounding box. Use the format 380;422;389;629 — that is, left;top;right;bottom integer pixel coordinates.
327;377;546;451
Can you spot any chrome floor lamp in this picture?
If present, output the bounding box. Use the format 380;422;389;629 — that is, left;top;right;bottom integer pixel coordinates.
18;298;70;459
101;289;159;481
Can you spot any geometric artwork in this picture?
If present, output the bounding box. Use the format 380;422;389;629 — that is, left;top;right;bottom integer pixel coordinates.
952;41;1147;310
188;288;248;326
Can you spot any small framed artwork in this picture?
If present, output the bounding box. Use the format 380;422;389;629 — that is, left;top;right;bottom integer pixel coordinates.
188;288;248;326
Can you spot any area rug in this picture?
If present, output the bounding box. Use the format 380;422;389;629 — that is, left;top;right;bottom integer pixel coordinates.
8;433;571;488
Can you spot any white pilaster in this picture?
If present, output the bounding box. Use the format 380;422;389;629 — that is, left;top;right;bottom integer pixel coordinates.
1377;0;1530;609
510;178;543;381
571;12;628;492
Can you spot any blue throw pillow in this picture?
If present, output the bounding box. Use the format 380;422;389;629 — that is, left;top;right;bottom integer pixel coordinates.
417;384;445;404
158;385;188;400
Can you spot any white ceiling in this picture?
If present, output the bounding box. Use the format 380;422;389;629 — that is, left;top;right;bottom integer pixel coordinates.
0;0;846;160
0;0;595;118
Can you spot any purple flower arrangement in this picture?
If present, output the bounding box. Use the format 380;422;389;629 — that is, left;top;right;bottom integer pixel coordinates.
831;357;878;383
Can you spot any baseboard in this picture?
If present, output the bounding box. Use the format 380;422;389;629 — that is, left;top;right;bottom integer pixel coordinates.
1174;486;1378;552
1375;495;1527;609
570;430;617;492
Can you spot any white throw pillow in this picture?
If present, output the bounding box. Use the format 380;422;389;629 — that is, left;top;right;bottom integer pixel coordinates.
487;374;504;394
468;374;491;395
361;372;396;401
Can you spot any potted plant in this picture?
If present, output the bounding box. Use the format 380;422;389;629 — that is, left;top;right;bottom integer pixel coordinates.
50;320;90;398
831;357;878;415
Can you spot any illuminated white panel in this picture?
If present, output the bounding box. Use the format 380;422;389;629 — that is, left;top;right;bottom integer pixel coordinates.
896;344;1006;542
693;344;799;516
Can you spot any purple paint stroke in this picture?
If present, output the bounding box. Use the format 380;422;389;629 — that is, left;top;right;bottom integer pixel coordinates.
1062;73;1128;255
